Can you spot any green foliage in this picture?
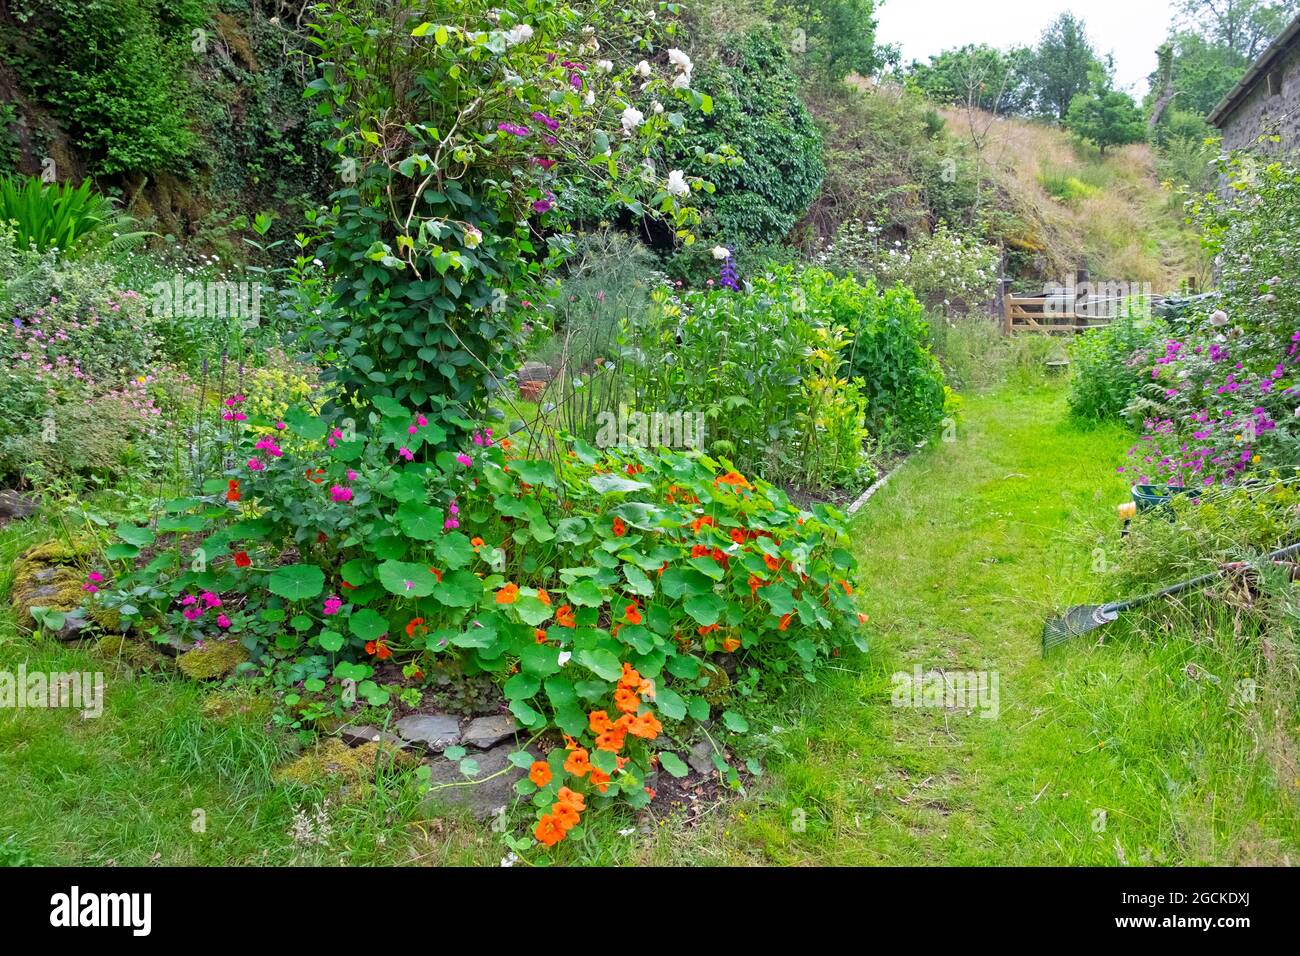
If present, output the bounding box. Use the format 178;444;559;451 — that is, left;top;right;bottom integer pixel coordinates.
668;28;824;250
905;43;1037;115
305;0;706;429
1033;13;1104;121
1067;306;1168;423
1066;89;1147;154
0;105;21;175
8;0;207;175
788;0;891;81
0;175;147;258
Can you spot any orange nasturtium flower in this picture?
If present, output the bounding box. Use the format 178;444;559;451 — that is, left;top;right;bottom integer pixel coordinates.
534;629;549;644
496;582;519;604
714;470;752;490
857;612;870;625
555;604;576;628
778;612;793;632
614;686;640;714
589;769;612;794
535;813;565;847
624;603;642;625
764;553;782;572
537;588;552;606
840;579;853;596
563;747;592;777
589;711;613;735
690;515;714;533
556;786;586;811
551;800;582;831
406;617;427;638
612;517;627;537
629;711;663;739
721;636;742;653
226;479;241;502
471;536;485;552
748;573;763;598
595;729;625;753
529;761;553;787
618;662;641;689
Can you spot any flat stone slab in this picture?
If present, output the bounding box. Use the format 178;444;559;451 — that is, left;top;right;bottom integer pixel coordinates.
339;724;408;749
395;714;461;752
461;714;519;750
422;741;536;820
688;739;716;777
0;490;37;520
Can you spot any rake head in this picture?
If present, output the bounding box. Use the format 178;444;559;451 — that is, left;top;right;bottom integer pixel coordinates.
1042;604;1118;653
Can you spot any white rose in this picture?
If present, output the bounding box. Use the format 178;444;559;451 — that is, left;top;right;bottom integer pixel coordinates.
596;59;614;73
1209;309;1229;327
504;23;533;46
711;246;730;260
653;101;664;114
668;48;693;74
671;73;691;90
666;170;689;197
621;106;645;133
635;60;652;77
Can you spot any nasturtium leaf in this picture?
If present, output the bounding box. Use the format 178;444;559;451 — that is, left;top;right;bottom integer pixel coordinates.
435;531;474;569
520;643;561;677
684;593;725;626
577;648;622;681
658;751;689;778
396;501;444;541
317;630;345;653
349;608;388;641
504;672;540;700
284;406;327;440
115;523;156;548
653;685;687;721
514;594;554;627
666;653;700;679
758;582;796;615
514;460;557;487
592;748;619;774
268;564;326;601
157;515;206;534
623;564;655;596
432;569;483;607
105;543;139;561
509;696;546;730
588;473;651;494
566;578;604;607
722;710;749;733
378;560;438;597
687;696;710;721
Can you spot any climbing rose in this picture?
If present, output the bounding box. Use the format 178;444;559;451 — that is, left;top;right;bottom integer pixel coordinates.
666;170;689;197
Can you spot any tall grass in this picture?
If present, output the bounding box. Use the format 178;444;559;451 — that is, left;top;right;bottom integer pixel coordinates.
0;174;149;258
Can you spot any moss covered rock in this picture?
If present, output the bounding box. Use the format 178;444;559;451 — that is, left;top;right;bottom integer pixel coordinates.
201;690;272;722
177;642;249;680
274;737;414;801
10;539;118;633
92;636;166;673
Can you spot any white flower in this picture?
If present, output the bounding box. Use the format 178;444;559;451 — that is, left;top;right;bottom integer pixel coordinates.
668;48;693;75
504;23;534;46
666;170;690;197
584;88;595;106
558;650;572;666
621;106;645;133
463;225;482;249
596;59;614;73
634;59;652;77
618;828;636;837
671;73;691;90
652;101;664;114
500;852;519;867
1209;309;1229;327
711;245;731;260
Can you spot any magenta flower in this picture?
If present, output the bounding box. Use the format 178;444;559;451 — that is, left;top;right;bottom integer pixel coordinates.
330;485;353;504
216;614;232;629
247;458;264;471
399;447;414;461
456;453;473;468
323;595;343;616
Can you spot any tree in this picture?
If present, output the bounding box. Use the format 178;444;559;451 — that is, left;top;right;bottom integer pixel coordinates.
1034;12;1103;121
1067;89;1147;153
1175;0;1300;61
906;44;1037;116
791;0;891;80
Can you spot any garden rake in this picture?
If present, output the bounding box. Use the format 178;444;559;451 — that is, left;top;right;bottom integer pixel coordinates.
1041;541;1300;654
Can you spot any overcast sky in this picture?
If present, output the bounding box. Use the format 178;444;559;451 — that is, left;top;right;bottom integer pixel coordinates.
877;0;1180;94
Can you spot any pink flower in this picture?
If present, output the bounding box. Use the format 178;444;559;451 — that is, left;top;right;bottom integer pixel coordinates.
323;595;343;615
247;458;264;471
216;614;232;629
347;469;358;481
201;591;222;608
330;485;353;504
417;415;428;427
399;447;414;461
275;421;286;430
456;453;473;468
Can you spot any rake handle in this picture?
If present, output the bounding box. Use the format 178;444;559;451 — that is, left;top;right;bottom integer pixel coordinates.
1104;541;1300;615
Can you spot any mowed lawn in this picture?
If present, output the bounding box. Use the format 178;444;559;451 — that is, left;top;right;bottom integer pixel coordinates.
649;382;1300;866
2;381;1297;866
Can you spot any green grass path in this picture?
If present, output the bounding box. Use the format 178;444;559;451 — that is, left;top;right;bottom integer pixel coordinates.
653;382;1299;866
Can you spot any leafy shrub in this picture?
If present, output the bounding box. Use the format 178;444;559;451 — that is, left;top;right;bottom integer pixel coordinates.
97;398;865;850
0;175;147;258
666;28;824;250
8;0;205;175
619;265;875;489
1067;306;1168;423
306;0;708;429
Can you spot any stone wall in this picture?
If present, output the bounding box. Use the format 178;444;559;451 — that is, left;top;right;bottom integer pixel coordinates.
1218;43;1300;154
